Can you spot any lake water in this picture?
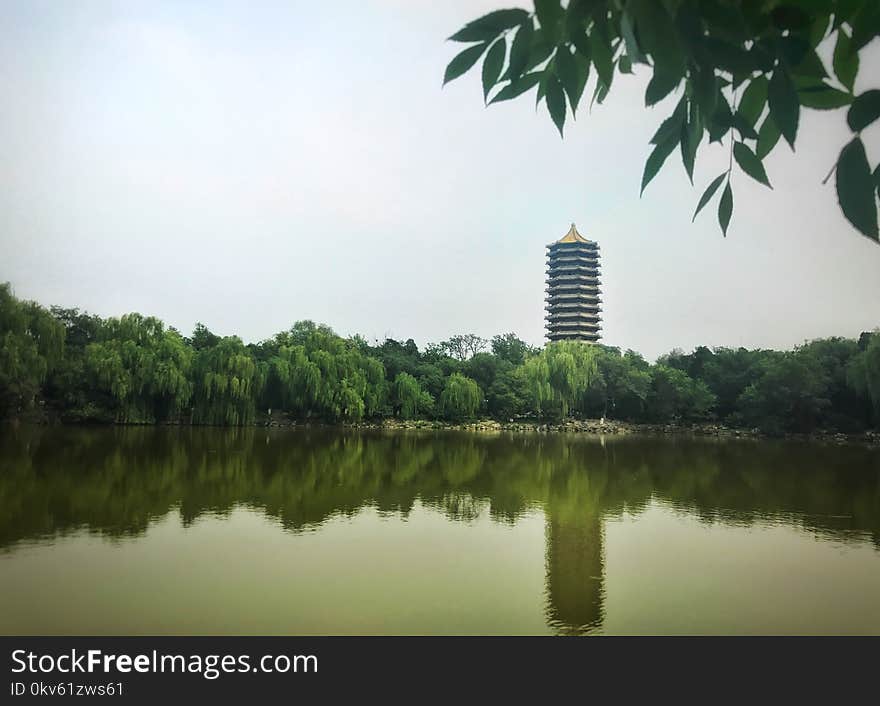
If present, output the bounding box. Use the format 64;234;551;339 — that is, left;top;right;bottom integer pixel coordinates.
1;426;879;635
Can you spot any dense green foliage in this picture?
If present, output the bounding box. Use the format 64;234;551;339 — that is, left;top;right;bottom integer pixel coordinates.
392;372;434;419
845;332;880;423
439;372;483;421
522;339;599;419
1;285;879;434
0;284;64;416
85;314;193;423
445;1;880;242
193;336;264;426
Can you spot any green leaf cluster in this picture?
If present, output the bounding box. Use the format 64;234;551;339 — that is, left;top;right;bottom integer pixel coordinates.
445;0;880;241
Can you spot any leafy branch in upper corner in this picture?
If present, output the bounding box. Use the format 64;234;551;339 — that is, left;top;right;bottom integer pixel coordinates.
444;0;880;242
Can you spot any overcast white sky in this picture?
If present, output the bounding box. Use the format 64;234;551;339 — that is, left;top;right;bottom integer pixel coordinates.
2;0;879;360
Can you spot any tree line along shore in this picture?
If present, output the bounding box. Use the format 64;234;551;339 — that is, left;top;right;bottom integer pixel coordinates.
1;283;879;437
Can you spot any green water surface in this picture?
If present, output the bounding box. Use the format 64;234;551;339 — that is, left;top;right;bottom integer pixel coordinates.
1;426;878;635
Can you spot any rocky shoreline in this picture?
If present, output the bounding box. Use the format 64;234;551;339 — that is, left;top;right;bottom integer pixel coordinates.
9;412;879;447
262;416;880;446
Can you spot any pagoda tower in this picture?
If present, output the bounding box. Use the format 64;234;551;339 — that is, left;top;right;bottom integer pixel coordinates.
545;223;601;343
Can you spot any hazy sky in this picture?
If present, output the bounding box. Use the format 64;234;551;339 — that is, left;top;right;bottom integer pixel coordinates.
2;1;879;360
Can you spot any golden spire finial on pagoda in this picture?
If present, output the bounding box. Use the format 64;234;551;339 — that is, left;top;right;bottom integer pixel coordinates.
557;222;587;243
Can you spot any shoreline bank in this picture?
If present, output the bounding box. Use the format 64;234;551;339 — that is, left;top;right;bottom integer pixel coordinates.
341;418;880;446
9;414;879;447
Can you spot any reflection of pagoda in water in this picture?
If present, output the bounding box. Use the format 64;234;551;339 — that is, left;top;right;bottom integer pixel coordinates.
545;223;602;343
543;510;605;634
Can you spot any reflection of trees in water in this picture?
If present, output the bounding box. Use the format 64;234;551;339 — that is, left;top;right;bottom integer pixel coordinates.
1;426;879;633
438;493;486;523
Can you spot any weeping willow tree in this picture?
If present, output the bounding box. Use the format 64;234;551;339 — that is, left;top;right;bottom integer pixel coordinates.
847;333;880;426
439;372;482;421
522;341;599;420
337;379;366;422
267;344;322;412
192;336;265;426
360;356;387;417
309;348;375;422
84;313;192;423
0;283;65;416
522;355;552;417
392;372;434;419
261;322;387;422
